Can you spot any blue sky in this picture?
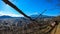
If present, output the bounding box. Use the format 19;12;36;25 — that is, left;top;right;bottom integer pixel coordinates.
0;0;60;17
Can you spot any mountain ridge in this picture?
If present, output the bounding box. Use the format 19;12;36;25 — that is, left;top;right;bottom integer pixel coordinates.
0;15;55;19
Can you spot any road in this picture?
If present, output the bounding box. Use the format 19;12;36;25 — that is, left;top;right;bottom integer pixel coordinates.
51;22;60;34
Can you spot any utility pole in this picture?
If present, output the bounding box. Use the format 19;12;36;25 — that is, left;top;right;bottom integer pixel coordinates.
2;0;33;21
2;0;39;27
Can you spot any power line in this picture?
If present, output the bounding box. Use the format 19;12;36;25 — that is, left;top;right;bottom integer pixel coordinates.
34;9;47;20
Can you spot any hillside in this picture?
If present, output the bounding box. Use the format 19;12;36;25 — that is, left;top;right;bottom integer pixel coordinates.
0;15;59;34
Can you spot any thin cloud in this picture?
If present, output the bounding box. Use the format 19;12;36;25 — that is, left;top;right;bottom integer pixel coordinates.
0;11;23;17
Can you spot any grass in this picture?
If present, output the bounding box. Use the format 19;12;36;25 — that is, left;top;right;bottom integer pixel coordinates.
0;22;60;34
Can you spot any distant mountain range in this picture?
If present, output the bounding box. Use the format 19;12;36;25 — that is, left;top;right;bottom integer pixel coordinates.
30;15;55;19
0;15;55;19
0;15;12;19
